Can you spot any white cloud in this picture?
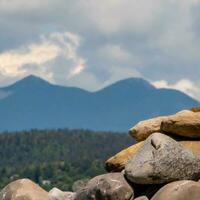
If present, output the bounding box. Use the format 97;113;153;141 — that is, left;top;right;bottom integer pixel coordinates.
152;79;200;100
0;42;60;77
0;32;86;82
69;63;85;77
0;0;200;92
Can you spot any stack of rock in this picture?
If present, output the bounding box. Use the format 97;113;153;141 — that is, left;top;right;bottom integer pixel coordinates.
105;107;200;199
1;107;200;200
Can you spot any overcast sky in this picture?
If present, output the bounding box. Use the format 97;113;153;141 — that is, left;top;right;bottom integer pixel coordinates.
0;0;200;100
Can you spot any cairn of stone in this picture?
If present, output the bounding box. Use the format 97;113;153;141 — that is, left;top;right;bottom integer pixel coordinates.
1;107;200;200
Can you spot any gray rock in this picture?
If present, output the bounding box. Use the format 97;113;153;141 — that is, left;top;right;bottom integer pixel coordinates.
49;187;75;200
151;180;200;200
74;173;134;200
125;132;200;184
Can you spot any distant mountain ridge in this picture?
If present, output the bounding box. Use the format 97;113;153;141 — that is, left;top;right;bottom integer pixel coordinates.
0;75;198;132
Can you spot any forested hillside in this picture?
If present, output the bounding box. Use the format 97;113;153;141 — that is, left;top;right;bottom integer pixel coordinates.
0;129;134;190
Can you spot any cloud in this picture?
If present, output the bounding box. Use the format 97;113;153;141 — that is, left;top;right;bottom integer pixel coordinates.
0;0;49;12
152;79;200;101
0;0;199;98
97;44;132;63
66;65;141;91
0;42;60;77
0;32;86;82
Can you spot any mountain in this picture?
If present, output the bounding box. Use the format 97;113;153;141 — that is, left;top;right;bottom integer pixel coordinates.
0;75;198;132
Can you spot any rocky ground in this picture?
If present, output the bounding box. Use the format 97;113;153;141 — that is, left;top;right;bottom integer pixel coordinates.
1;107;200;200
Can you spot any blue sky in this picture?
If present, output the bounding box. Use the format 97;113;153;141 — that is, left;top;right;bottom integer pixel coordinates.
0;0;200;100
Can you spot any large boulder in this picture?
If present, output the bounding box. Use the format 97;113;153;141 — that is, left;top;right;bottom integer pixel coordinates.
125;133;200;184
106;140;200;172
105;142;143;172
49;188;75;200
129;116;168;141
161;110;200;138
74;173;134;200
151;180;200;200
0;179;49;200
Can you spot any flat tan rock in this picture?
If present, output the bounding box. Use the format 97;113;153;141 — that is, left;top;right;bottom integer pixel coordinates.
106;140;200;172
180;141;200;156
129;116;168;141
129;110;200;141
161;110;200;138
0;179;49;200
191;106;200;112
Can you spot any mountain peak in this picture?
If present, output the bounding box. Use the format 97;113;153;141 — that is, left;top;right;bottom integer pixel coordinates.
117;77;154;88
99;77;155;93
8;75;51;90
20;75;49;83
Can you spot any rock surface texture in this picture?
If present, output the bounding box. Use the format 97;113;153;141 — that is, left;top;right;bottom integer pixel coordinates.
0;179;49;200
105;142;143;172
125;133;200;184
49;188;75;200
180;141;200;156
151;180;200;200
129;110;200;141
161;110;200;138
129;116;168;141
74;173;134;200
72;179;89;192
105;140;200;172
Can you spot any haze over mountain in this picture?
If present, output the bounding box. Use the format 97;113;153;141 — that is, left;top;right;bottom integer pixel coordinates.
0;75;198;132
